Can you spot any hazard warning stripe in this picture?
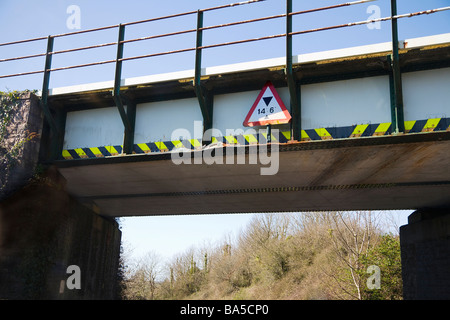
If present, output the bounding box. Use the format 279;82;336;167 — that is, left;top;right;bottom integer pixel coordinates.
62;118;450;159
98;146;112;157
301;122;393;141
62;150;72;159
351;124;370;137
405;118;450;133
62;145;123;159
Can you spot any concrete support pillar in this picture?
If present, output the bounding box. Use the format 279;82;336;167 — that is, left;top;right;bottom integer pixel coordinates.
0;169;122;299
1;93;122;299
400;209;450;299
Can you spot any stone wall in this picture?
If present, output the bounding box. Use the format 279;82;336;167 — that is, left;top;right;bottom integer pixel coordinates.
400;209;450;300
0;92;43;201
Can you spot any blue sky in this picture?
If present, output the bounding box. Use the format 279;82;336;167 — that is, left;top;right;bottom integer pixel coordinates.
1;0;449;90
1;0;448;263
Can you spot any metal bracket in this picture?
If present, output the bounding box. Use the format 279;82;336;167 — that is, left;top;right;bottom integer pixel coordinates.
40;35;67;160
286;0;301;141
41;35;58;135
113;24;135;154
390;0;405;134
194;10;213;141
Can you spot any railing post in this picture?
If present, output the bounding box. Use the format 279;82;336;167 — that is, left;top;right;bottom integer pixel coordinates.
113;24;125;99
390;0;405;133
194;9;213;144
113;24;135;154
41;36;57;133
286;0;301;141
40;35;65;160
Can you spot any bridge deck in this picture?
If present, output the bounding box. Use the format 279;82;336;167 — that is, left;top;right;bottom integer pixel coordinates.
48;33;450;216
55;131;450;217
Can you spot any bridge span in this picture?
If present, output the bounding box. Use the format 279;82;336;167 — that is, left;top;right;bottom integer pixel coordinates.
1;0;450;299
47;33;450;217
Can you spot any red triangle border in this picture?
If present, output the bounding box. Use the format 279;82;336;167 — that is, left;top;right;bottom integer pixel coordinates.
243;81;292;127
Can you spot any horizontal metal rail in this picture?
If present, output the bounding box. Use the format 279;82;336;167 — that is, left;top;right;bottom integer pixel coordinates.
0;0;264;45
51;24;119;39
120;29;197;45
0;69;44;79
0;0;265;78
200;33;286;50
48;59;117;72
51;41;117;55
0;1;449;80
199;0;377;32
200;0;266;13
199;5;450;50
0;42;119;63
394;6;450;20
0;36;47;47
114;1;381;65
63;0;382;66
119;47;197;63
0;52;47;63
291;6;450;37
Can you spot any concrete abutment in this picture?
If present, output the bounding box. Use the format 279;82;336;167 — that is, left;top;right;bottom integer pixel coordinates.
0;174;122;299
400;209;450;299
0;92;122;299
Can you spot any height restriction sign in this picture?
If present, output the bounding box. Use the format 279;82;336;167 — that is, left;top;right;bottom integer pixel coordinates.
243;81;292;127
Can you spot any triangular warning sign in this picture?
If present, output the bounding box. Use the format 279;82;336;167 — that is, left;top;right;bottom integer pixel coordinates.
243;81;292;127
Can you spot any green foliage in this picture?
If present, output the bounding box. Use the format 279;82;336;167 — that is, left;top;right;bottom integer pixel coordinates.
0;90;36;136
121;213;404;300
0;90;39;194
0;89;37;140
359;234;403;300
1;90;22;151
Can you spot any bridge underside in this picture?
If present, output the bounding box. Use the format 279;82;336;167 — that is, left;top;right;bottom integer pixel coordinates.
54;131;450;217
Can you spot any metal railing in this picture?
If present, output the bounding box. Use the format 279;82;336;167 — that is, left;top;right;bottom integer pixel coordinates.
1;0;448;81
0;0;266;79
1;0;449;159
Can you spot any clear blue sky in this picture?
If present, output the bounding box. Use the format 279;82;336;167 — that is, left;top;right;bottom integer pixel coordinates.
1;0;449;90
1;0;448;264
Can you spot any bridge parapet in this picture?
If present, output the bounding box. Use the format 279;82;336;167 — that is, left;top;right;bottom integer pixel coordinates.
1;1;449;162
56;35;450;161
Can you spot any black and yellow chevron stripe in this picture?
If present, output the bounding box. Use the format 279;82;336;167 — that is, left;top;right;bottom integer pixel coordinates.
133;139;202;154
62;145;123;160
62;118;450;160
62;140;202;160
404;118;450;134
302;122;393;141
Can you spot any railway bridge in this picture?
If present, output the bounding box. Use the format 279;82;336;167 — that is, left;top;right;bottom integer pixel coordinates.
0;0;449;299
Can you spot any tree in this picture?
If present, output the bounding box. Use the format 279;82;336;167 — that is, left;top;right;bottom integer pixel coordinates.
324;211;382;300
238;214;292;283
123;251;162;300
166;248;206;298
120;211;403;300
359;234;403;300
